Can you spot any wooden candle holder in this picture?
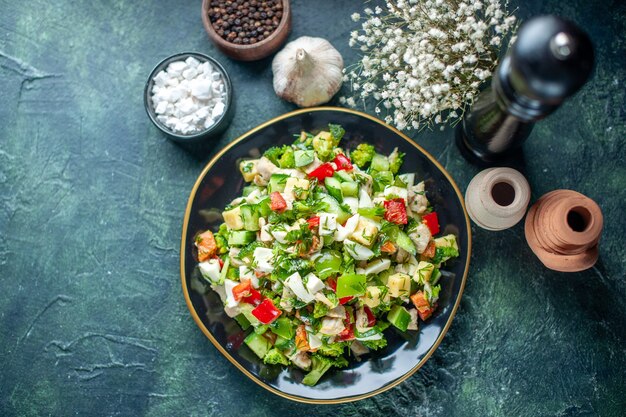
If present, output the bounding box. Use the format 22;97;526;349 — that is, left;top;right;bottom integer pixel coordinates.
524;190;603;272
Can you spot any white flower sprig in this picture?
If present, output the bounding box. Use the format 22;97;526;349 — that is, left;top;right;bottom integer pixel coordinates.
341;0;517;131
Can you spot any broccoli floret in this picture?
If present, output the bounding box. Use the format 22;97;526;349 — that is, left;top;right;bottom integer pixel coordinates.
317;342;346;357
388;148;405;174
302;354;349;386
263;145;294;168
263;348;290;366
214;234;228;254
329;124;345;142
312;131;336;161
278;146;295;168
350;143;376;168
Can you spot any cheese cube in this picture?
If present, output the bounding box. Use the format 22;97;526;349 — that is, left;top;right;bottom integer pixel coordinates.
239;159;259;182
362;286;382;308
414;261;435;284
387;273;411;299
283;177;310;200
350;217;379;246
222;206;244;230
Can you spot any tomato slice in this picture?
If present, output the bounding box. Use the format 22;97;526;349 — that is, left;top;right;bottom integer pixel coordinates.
241;288;262;306
384;198;408;225
307;163;335;181
422;212;440;235
251;299;282;324
307;216;320;230
333;154;353;171
232;280;252;302
270;191;287;212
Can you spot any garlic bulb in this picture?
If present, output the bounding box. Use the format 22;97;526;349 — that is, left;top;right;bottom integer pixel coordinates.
272;36;344;107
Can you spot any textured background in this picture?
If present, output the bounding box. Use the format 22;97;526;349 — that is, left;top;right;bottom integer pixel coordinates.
1;0;625;416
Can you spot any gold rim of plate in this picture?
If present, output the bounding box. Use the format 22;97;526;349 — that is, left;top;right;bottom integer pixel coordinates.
179;107;472;404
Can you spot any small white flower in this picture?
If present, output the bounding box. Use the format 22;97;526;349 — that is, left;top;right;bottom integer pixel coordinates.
344;0;515;131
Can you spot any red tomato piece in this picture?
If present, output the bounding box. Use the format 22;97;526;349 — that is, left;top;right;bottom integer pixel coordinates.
241;288;262;306
384;198;408;225
270;191;287;212
333;154;353;171
307;216;320;230
232;280;252;302
307;163;335;181
422;212;440;235
251;299;282;324
339;296;354;305
338;324;355;341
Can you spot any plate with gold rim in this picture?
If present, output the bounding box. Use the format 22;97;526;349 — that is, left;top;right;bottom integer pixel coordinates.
180;107;471;404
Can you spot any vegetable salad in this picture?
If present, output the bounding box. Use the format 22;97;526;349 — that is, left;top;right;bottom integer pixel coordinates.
194;124;459;386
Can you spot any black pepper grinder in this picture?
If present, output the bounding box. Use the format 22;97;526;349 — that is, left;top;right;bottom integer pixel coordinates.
456;15;595;165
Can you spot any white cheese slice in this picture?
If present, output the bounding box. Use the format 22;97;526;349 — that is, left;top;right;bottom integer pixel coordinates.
362;258;391;275
285;272;315;303
334;214;360;241
253;247;274;273
224;279;239;308
308;332;323;350
343;196;359;214
304;273;325;294
198;259;221;283
318;213;338;236
344;239;375;261
384;185;409;201
239;265;259;288
358;186;374;208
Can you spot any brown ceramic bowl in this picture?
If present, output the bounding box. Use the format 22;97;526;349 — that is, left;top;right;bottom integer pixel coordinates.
201;0;291;61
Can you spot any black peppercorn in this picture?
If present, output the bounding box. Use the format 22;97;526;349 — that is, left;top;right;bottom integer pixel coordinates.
208;0;284;44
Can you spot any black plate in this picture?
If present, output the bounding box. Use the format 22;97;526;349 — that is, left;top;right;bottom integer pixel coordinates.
180;108;471;403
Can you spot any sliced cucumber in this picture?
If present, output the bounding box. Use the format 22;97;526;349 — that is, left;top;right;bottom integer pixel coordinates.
334;170;353;182
268;173;289;193
324;176;343;203
395;229;417;256
340;181;359;197
318;194;351;224
242;185;261;197
294;150;315;167
228;230;256;246
244;332;272;359
387;305;411;331
239;204;260;231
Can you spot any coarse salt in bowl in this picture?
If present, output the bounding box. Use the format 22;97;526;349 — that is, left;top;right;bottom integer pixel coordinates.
144;52;233;144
